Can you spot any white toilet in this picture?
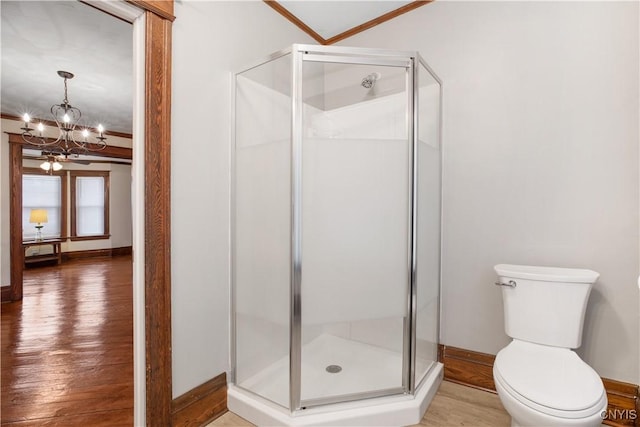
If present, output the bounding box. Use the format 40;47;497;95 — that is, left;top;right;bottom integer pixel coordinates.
493;264;607;427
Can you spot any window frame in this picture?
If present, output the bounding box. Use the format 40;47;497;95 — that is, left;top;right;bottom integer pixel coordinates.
70;170;110;241
22;167;68;241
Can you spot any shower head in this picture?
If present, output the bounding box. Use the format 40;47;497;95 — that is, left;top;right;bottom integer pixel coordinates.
361;72;381;89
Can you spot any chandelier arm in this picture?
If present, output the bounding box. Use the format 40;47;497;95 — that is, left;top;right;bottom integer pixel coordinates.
21;130;64;147
71;125;108;151
91;133;108;151
71;139;107;152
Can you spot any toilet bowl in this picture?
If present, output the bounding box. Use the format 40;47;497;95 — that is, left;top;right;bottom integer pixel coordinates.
493;340;607;427
493;264;607;427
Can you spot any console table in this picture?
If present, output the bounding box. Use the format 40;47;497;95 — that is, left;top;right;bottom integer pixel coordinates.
23;239;63;266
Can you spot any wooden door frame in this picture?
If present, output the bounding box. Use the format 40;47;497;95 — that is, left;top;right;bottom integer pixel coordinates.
8;143;22;301
138;4;174;425
8;1;174;424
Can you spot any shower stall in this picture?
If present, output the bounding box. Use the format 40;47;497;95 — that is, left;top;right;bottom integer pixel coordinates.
229;44;443;425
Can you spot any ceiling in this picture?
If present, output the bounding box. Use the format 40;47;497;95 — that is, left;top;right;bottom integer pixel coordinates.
0;1;426;136
1;1;133;134
278;1;414;41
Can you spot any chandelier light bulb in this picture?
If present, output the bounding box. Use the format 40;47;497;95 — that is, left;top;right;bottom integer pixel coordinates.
63;114;70;123
37;123;45;133
82;129;89;139
97;124;104;134
23;113;31;123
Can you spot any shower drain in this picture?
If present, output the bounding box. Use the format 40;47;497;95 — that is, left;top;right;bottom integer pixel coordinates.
325;364;342;373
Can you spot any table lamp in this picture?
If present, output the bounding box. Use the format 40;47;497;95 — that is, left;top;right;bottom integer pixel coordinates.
29;209;48;241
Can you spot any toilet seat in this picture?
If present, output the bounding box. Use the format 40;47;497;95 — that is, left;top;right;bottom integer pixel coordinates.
494;340;606;419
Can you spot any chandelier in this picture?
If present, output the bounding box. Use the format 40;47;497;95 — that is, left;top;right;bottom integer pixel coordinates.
21;70;107;155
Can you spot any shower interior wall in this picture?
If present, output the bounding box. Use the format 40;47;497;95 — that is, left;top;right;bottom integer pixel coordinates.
234;49;441;409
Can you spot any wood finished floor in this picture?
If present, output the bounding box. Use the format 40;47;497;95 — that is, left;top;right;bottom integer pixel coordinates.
1;256;133;426
208;381;511;426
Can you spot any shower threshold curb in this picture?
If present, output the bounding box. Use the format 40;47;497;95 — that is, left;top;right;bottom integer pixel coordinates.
227;362;443;426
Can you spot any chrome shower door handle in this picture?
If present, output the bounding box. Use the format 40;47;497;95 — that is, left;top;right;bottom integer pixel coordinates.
495;280;517;288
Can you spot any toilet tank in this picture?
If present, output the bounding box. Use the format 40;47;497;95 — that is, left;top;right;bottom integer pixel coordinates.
494;264;599;349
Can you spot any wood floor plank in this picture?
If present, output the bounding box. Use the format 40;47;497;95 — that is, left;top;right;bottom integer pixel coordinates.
416;381;510;426
1;256;134;426
207;411;253;426
1;408;133;427
3;383;133;405
1;349;132;368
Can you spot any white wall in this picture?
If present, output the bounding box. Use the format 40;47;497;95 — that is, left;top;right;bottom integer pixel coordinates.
108;163;132;248
171;1;313;397
339;1;639;383
172;0;639;396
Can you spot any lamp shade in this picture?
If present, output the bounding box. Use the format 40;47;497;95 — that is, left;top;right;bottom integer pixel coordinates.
29;209;48;224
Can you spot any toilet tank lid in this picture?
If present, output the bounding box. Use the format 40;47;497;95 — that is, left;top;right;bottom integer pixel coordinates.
494;264;599;283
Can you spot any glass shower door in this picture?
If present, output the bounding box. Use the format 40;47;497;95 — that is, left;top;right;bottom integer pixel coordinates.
415;59;442;386
298;56;412;406
233;52;292;409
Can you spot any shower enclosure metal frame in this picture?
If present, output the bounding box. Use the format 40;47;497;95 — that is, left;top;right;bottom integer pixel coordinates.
231;43;443;414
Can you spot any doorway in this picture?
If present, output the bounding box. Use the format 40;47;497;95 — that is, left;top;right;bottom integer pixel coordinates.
2;1;173;425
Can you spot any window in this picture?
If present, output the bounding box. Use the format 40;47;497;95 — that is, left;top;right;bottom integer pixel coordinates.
70;171;110;240
22;168;67;241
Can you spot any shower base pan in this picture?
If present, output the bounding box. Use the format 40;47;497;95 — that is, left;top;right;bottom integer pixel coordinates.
228;335;444;426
